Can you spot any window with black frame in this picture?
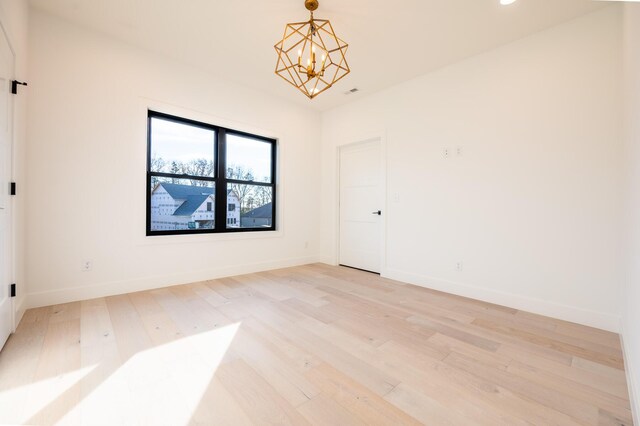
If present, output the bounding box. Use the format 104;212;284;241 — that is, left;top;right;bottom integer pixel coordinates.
146;111;276;235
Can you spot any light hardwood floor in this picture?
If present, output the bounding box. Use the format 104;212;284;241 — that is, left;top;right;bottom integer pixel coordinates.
0;264;633;425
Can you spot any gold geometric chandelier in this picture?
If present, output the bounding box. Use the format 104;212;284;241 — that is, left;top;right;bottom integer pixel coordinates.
274;0;350;99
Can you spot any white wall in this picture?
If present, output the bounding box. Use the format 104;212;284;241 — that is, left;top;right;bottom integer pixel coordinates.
321;7;624;331
25;11;322;307
0;0;28;326
622;3;640;421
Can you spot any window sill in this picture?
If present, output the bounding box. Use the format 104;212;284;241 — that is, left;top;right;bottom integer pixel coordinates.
135;229;283;246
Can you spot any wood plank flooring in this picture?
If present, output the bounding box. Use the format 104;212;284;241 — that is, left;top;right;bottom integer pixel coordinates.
0;264;633;425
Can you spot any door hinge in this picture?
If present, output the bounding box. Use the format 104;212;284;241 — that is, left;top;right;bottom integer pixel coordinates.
11;80;27;95
10;284;15;298
10;182;15;195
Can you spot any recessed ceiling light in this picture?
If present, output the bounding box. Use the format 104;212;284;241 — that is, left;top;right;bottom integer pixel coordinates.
500;0;517;5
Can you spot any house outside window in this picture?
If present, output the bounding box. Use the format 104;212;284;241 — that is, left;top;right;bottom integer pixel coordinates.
147;110;277;235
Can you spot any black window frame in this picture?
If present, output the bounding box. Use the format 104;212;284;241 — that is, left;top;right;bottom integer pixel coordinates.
146;110;277;236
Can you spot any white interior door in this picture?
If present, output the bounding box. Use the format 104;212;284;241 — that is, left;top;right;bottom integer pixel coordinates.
339;139;383;273
0;25;14;350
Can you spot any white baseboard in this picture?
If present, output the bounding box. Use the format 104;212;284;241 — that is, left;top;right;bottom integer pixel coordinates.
383;268;621;332
25;255;321;309
621;325;640;425
13;295;27;331
23;258;621;332
317;255;337;266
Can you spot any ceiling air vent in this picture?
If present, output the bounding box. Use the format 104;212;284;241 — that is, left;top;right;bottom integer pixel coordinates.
344;88;359;95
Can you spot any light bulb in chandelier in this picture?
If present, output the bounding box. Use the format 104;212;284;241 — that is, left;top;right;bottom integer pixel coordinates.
296;44;327;79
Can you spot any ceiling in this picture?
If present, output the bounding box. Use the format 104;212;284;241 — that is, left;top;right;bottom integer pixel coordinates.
29;0;608;111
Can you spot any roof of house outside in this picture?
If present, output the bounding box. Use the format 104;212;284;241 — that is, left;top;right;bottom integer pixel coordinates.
243;202;272;219
154;183;236;217
173;195;211;216
159;183;214;199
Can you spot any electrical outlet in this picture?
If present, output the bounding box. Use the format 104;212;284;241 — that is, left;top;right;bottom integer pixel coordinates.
456;146;463;157
443;147;450;158
455;261;463;272
304;241;309;249
81;260;92;272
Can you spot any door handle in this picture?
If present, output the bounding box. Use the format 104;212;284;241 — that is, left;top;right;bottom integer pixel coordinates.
372;210;381;216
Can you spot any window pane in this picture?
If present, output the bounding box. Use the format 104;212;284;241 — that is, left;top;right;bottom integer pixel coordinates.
227;184;273;229
226;134;272;183
150;117;215;177
150;177;215;231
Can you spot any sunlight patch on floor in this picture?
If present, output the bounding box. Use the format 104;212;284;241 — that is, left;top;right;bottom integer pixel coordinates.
0;365;97;424
60;322;241;425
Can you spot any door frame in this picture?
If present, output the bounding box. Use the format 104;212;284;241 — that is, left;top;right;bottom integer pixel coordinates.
335;134;387;275
0;17;16;335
